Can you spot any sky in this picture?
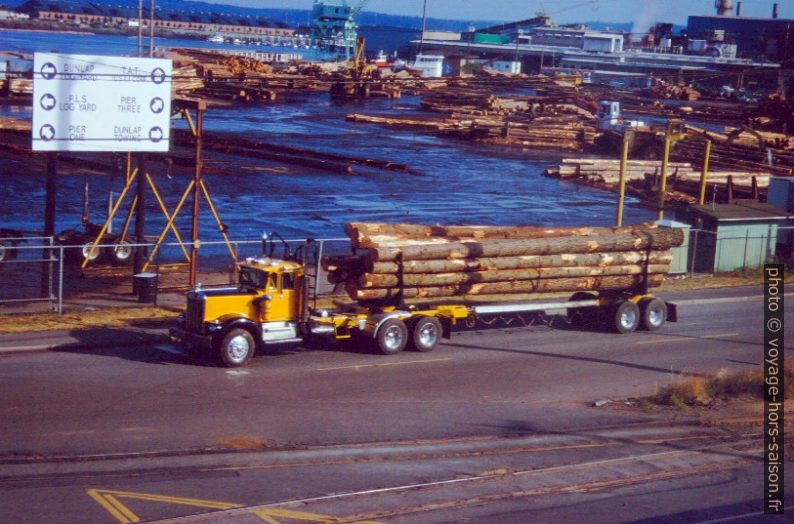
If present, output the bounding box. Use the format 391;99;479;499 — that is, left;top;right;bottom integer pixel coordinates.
210;0;793;26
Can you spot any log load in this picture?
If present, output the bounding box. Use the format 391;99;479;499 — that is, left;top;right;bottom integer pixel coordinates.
328;222;683;303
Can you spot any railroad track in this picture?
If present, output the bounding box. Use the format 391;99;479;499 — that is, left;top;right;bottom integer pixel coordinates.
0;419;770;523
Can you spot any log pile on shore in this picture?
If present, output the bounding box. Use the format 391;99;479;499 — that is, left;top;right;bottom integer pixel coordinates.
324;222;682;303
545;158;770;204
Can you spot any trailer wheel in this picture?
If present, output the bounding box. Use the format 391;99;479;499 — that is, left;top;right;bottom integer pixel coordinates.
410;316;442;352
639;298;667;331
112;241;134;265
218;328;255;367
81;242;104;263
376;318;408;355
612;301;640;334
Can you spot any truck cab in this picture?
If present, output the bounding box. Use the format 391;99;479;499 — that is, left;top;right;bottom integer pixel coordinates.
173;256;308;367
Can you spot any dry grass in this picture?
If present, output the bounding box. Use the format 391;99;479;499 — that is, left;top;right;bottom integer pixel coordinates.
0;307;179;334
653;360;794;408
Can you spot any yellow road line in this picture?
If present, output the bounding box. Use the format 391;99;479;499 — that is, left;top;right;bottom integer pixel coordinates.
317;357;453;372
636;333;740;345
86;490;140;523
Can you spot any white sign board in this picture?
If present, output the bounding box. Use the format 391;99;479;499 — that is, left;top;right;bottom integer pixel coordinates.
32;53;172;152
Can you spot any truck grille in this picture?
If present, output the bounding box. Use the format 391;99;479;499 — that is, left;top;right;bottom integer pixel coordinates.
185;292;205;333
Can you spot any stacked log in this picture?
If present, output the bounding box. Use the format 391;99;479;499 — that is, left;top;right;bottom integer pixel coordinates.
545;159;693;182
545;158;769;203
8;78;32;95
327;222;682;303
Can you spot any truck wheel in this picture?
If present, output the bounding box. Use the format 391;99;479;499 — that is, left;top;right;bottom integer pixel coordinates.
612;301;640;334
376;318;408;355
639;298;667;331
410;316;442;352
218;328;255;367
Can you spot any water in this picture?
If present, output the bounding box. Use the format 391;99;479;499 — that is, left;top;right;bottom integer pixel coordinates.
0;29;306;58
0;31;656;262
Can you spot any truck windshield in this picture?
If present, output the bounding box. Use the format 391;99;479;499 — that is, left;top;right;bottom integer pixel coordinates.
239;267;269;289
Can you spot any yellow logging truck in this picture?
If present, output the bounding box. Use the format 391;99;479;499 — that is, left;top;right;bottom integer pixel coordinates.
170;237;676;367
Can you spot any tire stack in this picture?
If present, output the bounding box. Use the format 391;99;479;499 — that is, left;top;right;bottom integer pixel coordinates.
324;222;684;304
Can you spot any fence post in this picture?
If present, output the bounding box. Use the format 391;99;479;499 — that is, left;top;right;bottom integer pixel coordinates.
689;229;698;276
57;246;64;315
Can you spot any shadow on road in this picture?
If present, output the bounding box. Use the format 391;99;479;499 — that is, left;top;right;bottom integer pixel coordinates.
443;339;711;378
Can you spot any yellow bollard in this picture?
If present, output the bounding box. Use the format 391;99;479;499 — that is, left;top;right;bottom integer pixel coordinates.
615;131;631;227
698;140;712;205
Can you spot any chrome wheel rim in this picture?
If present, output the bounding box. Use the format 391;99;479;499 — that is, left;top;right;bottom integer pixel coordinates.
620;309;637;330
227;335;250;363
383;325;404;351
418;322;438;347
114;243;132;260
82;244;100;260
648;305;664;327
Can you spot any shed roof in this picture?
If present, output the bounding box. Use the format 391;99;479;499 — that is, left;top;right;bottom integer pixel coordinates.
689;202;793;222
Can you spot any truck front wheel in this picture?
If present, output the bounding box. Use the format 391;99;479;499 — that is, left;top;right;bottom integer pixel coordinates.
218;328;255;367
410;316;442;352
376;318;408;355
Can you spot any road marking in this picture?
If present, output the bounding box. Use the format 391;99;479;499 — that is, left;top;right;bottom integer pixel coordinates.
694;511;766;523
87;488;383;523
317;357;453;372
675;292;794;307
635;333;740;345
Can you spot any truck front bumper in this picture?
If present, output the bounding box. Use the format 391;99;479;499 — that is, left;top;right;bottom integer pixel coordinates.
169;326;212;349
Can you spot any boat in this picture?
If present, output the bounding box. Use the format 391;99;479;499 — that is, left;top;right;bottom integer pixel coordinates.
207;34;224;43
407;54;444;78
372;50;388;67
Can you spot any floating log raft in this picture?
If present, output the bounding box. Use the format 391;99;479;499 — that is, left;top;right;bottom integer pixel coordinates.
328;222;682;303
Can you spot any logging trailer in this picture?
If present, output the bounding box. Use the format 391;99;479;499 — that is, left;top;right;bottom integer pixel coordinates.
170;235;677;368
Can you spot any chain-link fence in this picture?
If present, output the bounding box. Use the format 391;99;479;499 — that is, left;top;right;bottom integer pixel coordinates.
0;236;351;314
0;227;790;315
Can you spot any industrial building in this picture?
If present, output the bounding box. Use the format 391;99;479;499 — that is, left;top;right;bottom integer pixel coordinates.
688;1;794;61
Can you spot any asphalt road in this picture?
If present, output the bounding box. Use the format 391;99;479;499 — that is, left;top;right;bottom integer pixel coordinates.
0;285;791;523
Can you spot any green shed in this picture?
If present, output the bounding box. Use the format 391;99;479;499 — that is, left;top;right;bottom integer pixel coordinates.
656;219;690;274
687;203;794;273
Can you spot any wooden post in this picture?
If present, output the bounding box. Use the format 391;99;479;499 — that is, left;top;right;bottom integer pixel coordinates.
189;102;205;287
41;152;57;299
657;131;672;220
133;155;146;274
698;139;711;205
615;131;630;227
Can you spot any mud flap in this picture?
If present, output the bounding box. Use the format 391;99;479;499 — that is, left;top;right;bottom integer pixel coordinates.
665;302;678;323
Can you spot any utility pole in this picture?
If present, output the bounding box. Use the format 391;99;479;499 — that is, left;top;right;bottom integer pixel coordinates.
189;103;206;287
149;0;155;57
137;0;143;58
419;0;427;54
